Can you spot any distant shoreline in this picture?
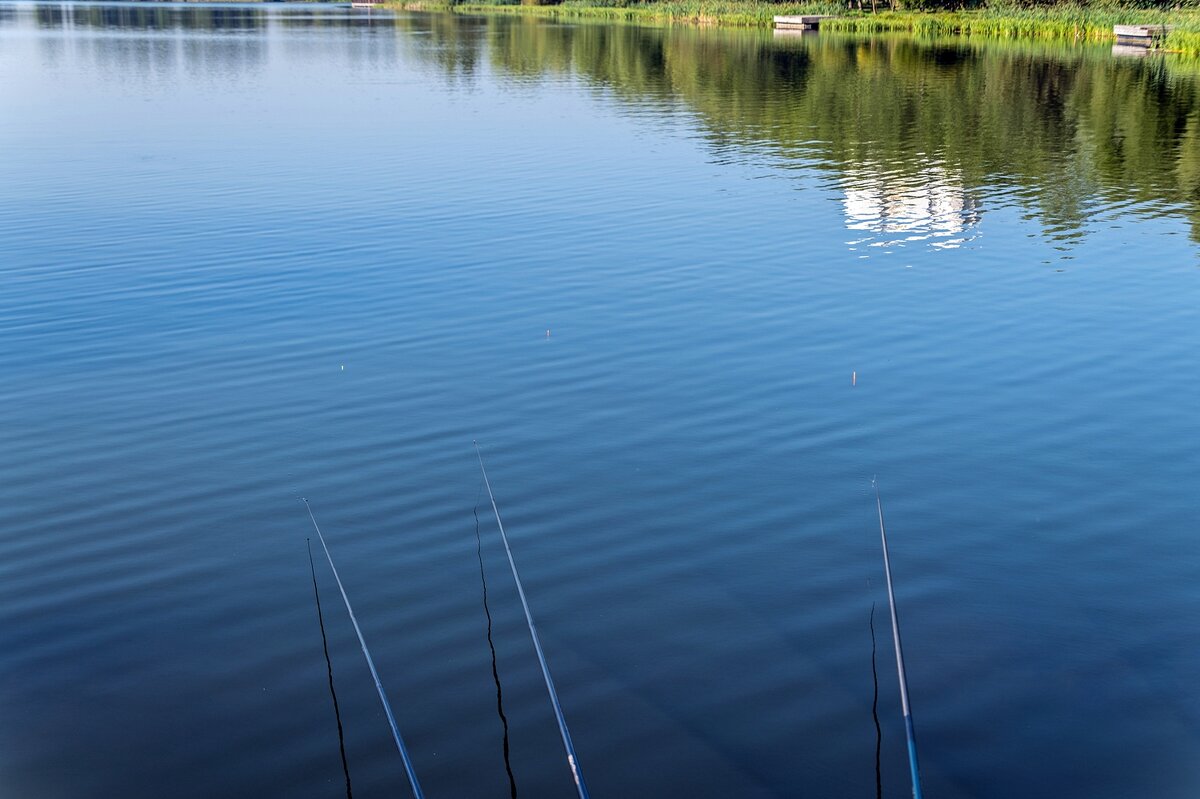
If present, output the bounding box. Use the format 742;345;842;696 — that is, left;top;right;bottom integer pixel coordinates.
387;2;1200;56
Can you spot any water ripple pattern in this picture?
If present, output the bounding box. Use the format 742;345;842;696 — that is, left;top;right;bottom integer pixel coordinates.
1;4;1198;799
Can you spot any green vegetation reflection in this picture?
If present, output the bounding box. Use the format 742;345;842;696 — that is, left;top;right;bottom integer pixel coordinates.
404;14;1200;246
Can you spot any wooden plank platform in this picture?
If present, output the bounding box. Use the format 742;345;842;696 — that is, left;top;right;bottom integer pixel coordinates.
774;15;835;30
1113;24;1170;46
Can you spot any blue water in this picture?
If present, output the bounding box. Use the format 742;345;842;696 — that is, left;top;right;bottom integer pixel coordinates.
1;4;1199;797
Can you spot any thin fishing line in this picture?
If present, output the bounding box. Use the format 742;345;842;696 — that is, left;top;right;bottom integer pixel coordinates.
474;442;591;799
303;499;426;799
307;538;354;799
872;478;923;799
474;483;519;798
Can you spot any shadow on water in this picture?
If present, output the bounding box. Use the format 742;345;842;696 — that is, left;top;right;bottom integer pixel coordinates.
474;488;519;799
306;539;354;799
870;600;882;799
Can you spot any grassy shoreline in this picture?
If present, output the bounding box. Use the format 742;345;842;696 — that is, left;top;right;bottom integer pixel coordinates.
390;1;1200;55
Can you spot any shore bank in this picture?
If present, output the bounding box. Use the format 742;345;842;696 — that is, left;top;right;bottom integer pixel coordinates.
391;1;1200;56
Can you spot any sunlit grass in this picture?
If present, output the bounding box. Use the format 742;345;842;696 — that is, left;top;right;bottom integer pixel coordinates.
400;0;865;27
1166;22;1200;56
395;0;1200;54
825;5;1189;43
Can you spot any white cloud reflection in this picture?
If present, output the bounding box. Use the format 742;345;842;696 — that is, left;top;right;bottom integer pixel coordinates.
842;162;982;252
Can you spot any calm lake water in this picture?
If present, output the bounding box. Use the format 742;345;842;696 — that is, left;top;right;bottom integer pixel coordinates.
2;3;1199;797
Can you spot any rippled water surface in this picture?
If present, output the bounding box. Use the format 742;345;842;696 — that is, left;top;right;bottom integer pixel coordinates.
2;3;1199;797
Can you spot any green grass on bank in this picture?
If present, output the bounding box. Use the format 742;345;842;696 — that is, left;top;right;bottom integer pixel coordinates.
398;0;841;27
824;6;1200;54
392;0;1200;56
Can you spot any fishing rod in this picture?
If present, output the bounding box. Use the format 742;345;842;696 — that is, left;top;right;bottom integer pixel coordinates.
872;478;923;799
474;442;591;799
303;499;426;799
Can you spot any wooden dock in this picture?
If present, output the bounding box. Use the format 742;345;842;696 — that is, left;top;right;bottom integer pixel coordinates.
1113;24;1170;47
774;15;835;31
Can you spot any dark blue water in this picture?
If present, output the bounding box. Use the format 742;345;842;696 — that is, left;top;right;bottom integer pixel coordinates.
2;4;1199;797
